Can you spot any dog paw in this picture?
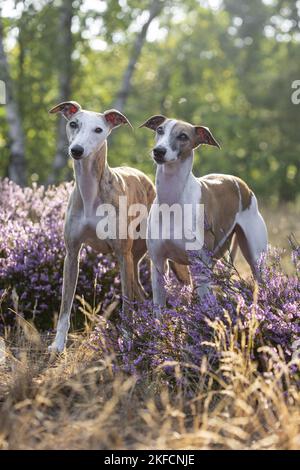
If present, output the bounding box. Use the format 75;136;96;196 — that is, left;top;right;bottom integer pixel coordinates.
153;305;163;320
48;342;65;354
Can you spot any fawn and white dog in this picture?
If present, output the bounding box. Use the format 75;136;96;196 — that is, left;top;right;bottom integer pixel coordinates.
48;101;156;353
48;102;189;352
140;115;268;307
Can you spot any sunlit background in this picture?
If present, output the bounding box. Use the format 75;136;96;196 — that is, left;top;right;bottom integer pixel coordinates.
0;0;299;203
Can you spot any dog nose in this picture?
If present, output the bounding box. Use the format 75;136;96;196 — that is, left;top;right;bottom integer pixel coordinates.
153;146;166;160
71;144;84;159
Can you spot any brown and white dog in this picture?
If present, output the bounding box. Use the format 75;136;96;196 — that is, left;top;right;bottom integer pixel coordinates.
48;101;156;352
140;115;268;307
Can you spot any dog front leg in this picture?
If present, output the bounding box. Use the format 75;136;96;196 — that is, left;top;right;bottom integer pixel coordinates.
192;251;212;299
119;252;135;313
195;279;211;299
49;243;81;353
151;260;167;312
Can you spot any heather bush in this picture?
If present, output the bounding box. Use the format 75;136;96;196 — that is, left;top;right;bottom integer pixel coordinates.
90;247;300;380
1;178;299;379
0;178;127;330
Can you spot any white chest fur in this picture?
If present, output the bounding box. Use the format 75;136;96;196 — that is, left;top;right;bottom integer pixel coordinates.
70;151;114;253
147;154;204;265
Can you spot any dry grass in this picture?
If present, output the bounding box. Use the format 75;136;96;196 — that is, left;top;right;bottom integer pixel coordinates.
0;204;300;450
0;313;299;450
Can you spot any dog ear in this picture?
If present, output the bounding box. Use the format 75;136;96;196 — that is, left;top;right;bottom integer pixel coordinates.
139;115;167;131
194;126;221;149
104;109;132;129
49;101;82;120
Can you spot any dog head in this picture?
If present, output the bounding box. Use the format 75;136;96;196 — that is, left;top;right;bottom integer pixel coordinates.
139;115;220;165
49;101;132;160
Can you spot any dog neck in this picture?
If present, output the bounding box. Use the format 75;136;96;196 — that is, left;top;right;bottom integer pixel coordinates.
155;152;194;204
73;140;111;218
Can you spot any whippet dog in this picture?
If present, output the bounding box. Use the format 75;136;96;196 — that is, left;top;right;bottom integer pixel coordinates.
48;101;156;353
140;115;268;307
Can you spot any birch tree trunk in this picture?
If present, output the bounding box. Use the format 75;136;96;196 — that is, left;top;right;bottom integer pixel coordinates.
47;0;73;185
113;0;165;112
0;14;26;186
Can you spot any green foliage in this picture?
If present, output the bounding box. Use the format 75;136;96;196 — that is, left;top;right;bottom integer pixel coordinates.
0;0;299;200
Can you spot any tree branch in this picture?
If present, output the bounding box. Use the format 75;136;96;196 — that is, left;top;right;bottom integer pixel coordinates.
0;13;26;186
113;0;165;112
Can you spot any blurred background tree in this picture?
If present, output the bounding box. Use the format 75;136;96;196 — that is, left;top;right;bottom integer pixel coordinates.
0;0;299;202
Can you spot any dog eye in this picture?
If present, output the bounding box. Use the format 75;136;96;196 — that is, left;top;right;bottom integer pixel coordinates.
95;127;103;134
178;133;188;141
157;127;164;135
69;121;78;129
